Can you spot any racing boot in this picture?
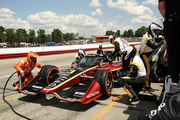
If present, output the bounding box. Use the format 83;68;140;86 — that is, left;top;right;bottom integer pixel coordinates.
15;82;20;90
123;84;139;104
145;87;155;92
15;82;25;90
126;96;139;103
13;81;19;87
15;79;29;90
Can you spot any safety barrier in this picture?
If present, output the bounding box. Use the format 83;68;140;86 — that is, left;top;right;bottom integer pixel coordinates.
0;42;140;59
0;46;114;59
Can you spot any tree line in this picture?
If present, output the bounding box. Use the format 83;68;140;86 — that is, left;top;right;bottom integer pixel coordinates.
0;25;163;45
0;26;80;45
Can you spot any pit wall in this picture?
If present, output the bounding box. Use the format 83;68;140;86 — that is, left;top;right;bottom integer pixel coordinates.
0;42;140;59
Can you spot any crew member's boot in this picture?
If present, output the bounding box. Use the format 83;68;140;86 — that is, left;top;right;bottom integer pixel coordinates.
123;84;139;103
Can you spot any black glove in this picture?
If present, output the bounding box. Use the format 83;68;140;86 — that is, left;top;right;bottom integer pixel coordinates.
111;51;115;56
110;51;116;59
155;37;164;42
157;41;164;48
103;54;113;63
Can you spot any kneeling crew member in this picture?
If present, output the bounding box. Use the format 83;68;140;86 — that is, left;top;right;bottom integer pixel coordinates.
118;46;147;102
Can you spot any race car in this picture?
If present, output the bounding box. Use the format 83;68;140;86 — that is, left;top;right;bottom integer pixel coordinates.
17;54;122;104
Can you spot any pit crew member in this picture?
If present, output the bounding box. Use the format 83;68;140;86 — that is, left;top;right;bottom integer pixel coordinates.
14;51;43;89
74;48;86;61
118;45;147;103
109;34;130;73
139;22;164;92
109;34;129;58
97;45;103;55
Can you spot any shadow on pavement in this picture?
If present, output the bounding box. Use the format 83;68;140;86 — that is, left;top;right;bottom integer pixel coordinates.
111;83;163;120
18;93;99;112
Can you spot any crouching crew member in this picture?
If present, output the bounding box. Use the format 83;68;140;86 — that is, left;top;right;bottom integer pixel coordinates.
14;51;43;90
118;46;147;103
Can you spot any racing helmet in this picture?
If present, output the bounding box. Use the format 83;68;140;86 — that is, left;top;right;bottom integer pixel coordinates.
109;34;117;44
78;49;86;58
124;45;137;60
27;51;39;63
149;22;162;38
99;45;102;49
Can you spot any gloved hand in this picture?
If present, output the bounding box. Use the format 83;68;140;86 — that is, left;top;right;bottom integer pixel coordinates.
108;58;113;64
157;41;164;47
111;51;117;60
111;51;115;56
20;70;24;77
155;37;164;42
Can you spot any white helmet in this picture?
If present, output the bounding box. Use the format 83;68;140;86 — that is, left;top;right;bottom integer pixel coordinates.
78;49;86;58
124;45;137;60
149;22;162;38
109;34;117;45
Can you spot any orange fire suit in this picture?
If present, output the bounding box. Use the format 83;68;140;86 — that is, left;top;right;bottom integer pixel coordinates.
14;58;43;89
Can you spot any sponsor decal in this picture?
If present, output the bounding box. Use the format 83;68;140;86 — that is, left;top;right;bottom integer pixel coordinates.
87;91;99;99
149;103;166;119
76;67;84;71
74;92;85;96
48;77;67;88
32;85;43;89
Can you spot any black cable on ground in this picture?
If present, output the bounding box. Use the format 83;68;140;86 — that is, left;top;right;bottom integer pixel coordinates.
2;71;31;120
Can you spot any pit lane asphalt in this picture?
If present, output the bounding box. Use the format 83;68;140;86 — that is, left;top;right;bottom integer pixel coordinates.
0;45;163;120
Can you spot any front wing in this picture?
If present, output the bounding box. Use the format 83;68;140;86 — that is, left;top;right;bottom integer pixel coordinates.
53;80;102;104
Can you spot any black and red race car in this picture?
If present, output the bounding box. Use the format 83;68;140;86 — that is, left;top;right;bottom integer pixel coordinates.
17;54;122;104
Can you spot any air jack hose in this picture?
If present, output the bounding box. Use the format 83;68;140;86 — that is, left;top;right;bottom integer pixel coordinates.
2;71;31;120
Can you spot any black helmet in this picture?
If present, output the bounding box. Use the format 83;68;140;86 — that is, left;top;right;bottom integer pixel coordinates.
99;45;102;49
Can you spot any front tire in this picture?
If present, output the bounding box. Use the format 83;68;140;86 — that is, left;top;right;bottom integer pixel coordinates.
94;69;114;96
39;65;60;86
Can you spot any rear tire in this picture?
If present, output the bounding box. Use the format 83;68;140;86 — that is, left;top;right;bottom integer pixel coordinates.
94;69;114;96
39;65;60;86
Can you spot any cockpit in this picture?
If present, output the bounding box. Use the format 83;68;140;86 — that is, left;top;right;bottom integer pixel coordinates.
77;54;102;67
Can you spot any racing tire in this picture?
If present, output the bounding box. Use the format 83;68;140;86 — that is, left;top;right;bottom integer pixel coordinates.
150;65;165;83
94;69;114;96
39;65;60;86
